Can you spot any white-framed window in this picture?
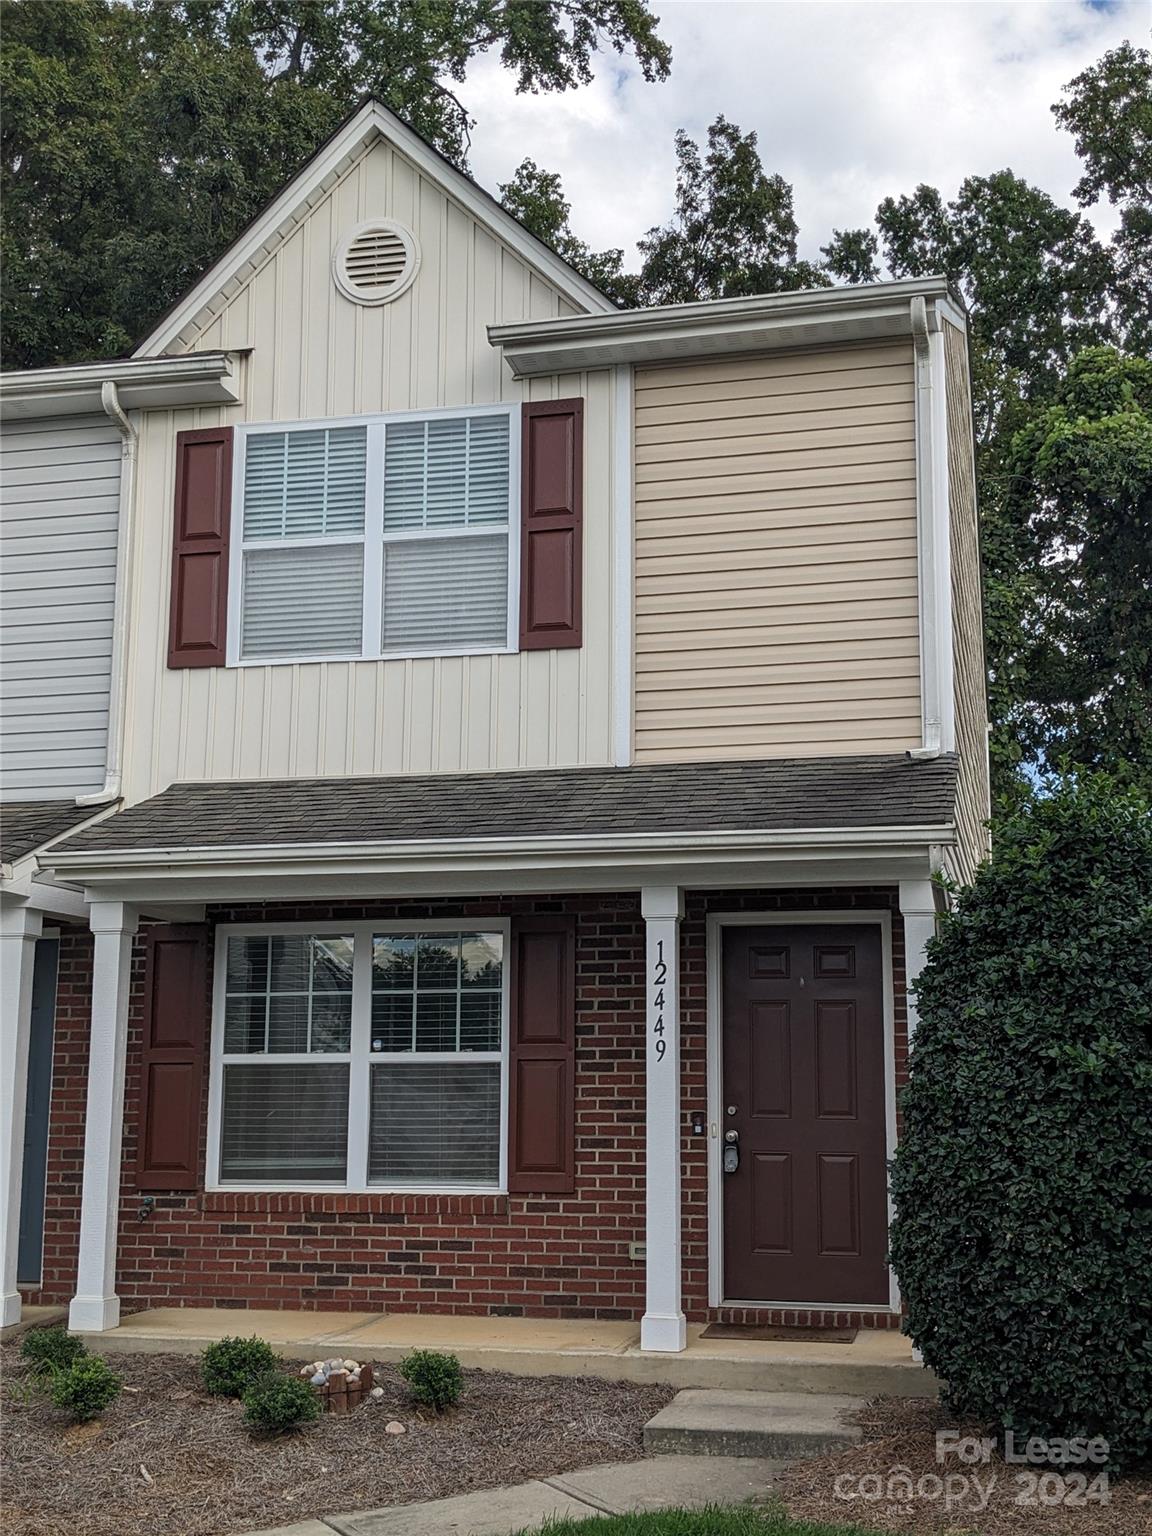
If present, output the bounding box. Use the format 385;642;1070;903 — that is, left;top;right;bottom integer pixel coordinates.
228;405;519;665
207;920;509;1193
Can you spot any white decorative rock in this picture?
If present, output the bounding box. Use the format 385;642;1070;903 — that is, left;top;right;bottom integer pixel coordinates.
370;1387;385;1400
310;1371;326;1386
343;1359;358;1370
384;1420;406;1435
299;1365;312;1378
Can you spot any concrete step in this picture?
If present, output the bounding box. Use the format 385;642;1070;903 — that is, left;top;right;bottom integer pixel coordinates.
643;1387;865;1460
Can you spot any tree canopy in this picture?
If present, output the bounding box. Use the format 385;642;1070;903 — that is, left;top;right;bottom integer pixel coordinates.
0;0;669;365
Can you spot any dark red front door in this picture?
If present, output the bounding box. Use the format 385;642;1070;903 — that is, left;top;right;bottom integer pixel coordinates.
721;924;889;1305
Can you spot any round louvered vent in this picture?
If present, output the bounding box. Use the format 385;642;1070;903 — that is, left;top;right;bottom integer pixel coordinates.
333;220;420;305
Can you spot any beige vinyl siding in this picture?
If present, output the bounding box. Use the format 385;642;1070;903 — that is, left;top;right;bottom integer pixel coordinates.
633;344;921;762
121;137;617;801
944;321;990;882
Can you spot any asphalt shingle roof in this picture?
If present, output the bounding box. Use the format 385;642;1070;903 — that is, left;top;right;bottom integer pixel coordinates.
1;800;107;865
53;754;958;856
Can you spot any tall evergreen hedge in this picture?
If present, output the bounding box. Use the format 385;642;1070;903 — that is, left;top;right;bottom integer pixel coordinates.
889;777;1152;1466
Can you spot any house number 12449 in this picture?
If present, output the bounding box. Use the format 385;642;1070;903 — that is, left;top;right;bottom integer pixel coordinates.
652;939;668;1061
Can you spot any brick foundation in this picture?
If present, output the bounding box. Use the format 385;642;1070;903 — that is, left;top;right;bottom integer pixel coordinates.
24;888;907;1330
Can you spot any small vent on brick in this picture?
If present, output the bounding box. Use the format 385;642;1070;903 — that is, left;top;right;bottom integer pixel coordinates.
333;220;419;306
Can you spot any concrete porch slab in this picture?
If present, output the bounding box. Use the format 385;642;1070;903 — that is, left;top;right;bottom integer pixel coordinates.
84;1307;937;1397
643;1388;864;1459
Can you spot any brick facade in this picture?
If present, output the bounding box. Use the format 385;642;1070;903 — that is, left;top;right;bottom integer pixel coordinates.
24;888;906;1330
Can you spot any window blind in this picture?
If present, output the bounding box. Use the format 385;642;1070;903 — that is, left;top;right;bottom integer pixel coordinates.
243;426;367;539
220;1062;349;1183
368;1061;501;1185
383;415;510;530
381;533;507;652
241;544;364;659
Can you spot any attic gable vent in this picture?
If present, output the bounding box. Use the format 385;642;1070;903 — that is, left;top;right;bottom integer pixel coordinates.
333;220;419;305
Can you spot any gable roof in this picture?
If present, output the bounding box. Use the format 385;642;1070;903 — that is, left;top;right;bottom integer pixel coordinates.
134;98;616;358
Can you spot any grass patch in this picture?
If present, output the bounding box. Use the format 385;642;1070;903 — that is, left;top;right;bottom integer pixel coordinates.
518;1505;888;1535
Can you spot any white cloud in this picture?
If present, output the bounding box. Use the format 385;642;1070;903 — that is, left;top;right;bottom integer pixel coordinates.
460;0;1142;267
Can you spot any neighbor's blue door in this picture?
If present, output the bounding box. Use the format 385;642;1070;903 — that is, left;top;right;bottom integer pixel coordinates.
18;937;59;1286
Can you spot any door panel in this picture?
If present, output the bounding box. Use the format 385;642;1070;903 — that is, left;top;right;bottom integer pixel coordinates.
721;923;889;1305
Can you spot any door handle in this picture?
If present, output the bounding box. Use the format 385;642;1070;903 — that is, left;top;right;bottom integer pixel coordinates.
723;1130;740;1174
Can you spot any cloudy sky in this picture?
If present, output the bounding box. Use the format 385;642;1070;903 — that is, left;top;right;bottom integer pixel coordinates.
462;0;1143;268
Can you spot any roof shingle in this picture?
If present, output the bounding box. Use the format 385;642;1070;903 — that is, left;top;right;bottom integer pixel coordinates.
1;800;107;865
52;755;958;857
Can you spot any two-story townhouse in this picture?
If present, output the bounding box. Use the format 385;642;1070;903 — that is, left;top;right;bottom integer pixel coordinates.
0;354;241;1324
4;98;988;1354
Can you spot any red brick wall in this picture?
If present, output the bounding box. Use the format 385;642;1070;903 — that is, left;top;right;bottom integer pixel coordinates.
24;889;906;1329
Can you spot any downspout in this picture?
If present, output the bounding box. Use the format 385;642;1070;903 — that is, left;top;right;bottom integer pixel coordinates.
75;381;136;806
908;296;942;760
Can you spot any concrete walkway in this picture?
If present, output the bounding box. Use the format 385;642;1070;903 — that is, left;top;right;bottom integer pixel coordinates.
86;1307;936;1398
245;1455;783;1536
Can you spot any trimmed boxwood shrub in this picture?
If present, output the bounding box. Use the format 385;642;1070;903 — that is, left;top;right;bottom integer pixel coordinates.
399;1349;463;1412
49;1356;122;1422
242;1372;322;1434
20;1326;87;1376
889;776;1152;1466
201;1335;280;1397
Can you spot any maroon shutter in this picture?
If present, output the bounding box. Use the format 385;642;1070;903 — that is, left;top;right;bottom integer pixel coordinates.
168;426;233;667
519;399;583;649
136;925;209;1191
508;915;577;1193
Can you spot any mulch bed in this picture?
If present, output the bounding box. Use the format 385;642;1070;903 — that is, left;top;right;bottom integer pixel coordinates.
779;1396;1152;1536
1;1344;674;1536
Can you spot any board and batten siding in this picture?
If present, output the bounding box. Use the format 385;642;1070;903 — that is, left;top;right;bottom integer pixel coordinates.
0;415;120;800
945;321;990;882
121;136;615;802
633;343;921;762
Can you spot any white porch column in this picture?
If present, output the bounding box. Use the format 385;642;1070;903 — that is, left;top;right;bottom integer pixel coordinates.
1;901;43;1325
899;880;940;1037
70;900;138;1332
640;884;686;1353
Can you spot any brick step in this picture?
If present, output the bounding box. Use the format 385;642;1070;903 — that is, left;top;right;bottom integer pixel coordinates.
643;1388;865;1460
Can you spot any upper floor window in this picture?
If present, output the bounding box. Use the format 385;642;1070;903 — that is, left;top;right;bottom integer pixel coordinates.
231;406;516;664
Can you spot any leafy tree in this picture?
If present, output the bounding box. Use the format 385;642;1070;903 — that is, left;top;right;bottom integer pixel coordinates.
498;158;633;304
820;226;880;285
1;0;670;366
1054;41;1152;355
1000;348;1152;796
890;774;1152;1466
634;115;828;305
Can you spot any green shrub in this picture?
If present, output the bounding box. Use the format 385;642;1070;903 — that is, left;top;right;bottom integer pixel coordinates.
19;1326;87;1376
49;1356;122;1422
889;776;1152;1466
200;1335;280;1397
242;1372;322;1434
398;1349;463;1412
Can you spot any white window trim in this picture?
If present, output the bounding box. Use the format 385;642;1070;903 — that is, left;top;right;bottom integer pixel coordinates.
207;918;511;1194
226;404;521;668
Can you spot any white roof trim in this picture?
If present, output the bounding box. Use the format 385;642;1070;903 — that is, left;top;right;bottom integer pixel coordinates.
134;100;615;358
489;277;963;376
0;352;240;421
46;822;955;888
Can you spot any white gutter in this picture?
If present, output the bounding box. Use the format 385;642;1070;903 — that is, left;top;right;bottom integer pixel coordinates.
75;382;137;806
0;351;240;420
490;276;957;376
46;822;956;884
908;296;955;759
